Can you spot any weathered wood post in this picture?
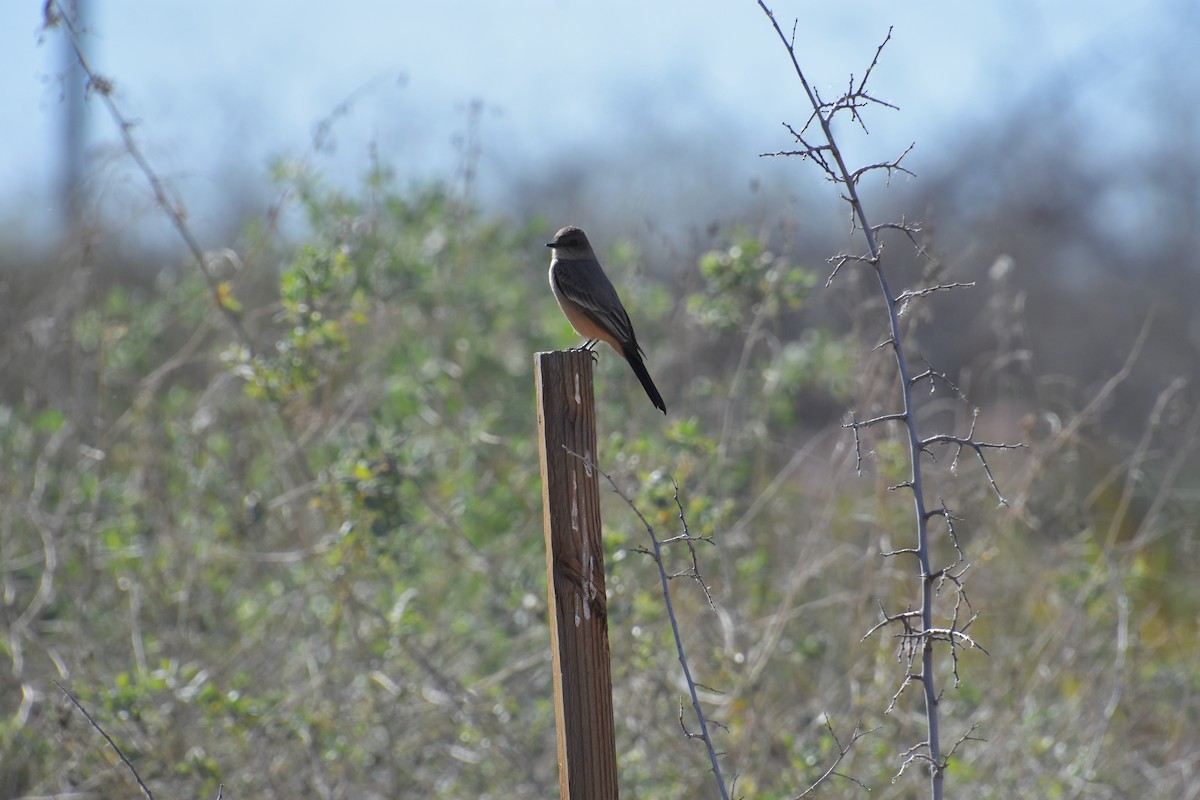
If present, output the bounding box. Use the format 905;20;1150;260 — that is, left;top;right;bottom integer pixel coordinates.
534;349;619;800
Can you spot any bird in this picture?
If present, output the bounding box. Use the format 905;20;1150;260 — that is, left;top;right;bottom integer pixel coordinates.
546;226;667;414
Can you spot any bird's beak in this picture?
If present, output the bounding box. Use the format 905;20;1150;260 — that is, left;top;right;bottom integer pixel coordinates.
545;242;555;248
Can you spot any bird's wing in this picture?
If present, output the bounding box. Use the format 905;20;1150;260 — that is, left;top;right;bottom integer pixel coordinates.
553;261;639;348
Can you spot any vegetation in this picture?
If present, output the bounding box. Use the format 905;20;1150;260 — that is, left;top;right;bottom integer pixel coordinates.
2;159;1197;797
3;5;1199;799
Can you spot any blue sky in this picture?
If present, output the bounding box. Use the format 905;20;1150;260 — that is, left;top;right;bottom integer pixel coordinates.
0;1;1186;249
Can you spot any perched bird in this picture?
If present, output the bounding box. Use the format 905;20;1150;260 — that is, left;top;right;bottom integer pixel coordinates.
546;226;666;414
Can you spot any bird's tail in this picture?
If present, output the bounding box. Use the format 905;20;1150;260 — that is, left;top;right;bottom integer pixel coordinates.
622;346;667;414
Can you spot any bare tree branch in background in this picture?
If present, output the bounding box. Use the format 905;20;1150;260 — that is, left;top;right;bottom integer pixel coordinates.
754;4;1023;798
581;450;732;800
42;0;248;343
56;681;155;800
42;0;321;487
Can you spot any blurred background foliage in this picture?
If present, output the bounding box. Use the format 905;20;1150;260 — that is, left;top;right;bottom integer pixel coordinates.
3;18;1200;800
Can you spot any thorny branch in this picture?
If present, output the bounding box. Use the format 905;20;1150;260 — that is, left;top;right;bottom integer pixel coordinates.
56;681;155;800
795;718;876;799
566;448;730;800
919;409;1027;506
42;0;317;486
895;282;976;317
755;3;1022;797
910;357;966;400
42;0;249;344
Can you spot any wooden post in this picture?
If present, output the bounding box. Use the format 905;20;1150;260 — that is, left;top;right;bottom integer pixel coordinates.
534;350;619;800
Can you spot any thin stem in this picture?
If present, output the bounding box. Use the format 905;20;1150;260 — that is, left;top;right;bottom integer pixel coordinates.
579;453;731;800
756;5;944;795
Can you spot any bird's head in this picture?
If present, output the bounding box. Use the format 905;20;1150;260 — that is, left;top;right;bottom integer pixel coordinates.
546;226;594;259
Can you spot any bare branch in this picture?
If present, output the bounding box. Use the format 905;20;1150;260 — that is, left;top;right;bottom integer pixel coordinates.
568;448;730;800
844;411;908;429
863;605;921;640
845;409;865;475
794;718;875;798
856;27;894;98
895;738;937;780
755;5;1020;797
910;357;966;399
850;142;917;186
919;416;1026;506
826;251;877;286
885;674;920;715
56;681;155;800
895;282;977;317
45;0;248;343
943;724;985;763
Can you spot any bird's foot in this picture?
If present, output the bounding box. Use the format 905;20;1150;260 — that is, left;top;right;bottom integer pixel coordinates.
570;340;600;362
